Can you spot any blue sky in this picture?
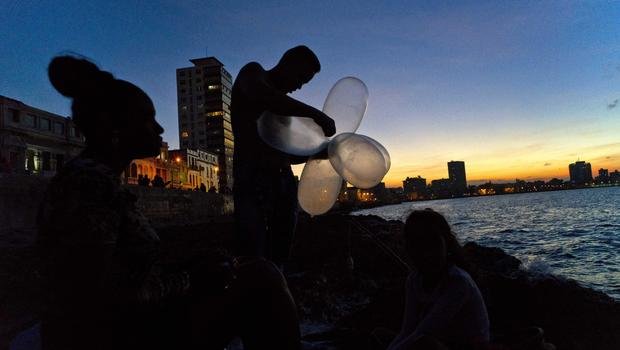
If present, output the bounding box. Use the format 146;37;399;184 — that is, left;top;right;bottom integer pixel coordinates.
1;0;618;185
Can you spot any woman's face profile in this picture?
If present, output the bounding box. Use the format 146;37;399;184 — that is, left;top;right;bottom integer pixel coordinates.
120;96;163;159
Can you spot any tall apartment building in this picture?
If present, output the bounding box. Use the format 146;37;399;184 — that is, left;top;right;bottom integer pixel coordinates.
569;160;593;185
447;160;467;195
176;57;234;191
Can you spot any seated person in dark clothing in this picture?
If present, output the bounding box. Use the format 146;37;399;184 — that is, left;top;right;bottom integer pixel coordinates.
387;209;490;350
37;55;301;350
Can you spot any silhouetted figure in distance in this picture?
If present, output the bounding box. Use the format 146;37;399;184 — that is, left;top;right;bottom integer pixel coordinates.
387;209;490;350
231;45;336;266
37;55;301;350
151;174;165;188
200;183;207;192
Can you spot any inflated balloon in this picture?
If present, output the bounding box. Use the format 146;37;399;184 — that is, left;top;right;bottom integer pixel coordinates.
257;112;328;156
322;77;369;135
297;158;343;216
258;76;390;215
360;135;391;172
257;76;368;156
328;133;390;189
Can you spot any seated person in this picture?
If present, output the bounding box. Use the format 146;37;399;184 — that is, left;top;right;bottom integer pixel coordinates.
37;55;300;350
387;209;490;350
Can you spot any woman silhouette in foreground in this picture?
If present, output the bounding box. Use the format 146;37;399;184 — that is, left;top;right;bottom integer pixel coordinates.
37;56;300;350
387;209;490;350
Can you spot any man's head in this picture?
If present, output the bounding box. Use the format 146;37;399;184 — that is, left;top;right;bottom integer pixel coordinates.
271;46;320;93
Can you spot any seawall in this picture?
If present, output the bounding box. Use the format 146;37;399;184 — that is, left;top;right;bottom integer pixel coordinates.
0;175;232;246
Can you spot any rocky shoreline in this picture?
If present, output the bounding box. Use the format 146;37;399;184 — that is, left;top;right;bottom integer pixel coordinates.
288;213;620;349
1;213;618;349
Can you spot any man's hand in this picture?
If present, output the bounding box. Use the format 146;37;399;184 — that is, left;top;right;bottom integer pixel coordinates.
314;111;336;137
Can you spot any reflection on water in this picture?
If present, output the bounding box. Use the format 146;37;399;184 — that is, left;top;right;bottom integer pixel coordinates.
353;187;620;300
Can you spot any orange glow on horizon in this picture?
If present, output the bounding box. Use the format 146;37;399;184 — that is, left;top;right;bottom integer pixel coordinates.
293;145;620;188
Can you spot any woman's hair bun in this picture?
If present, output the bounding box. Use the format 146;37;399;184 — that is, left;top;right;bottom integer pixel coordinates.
48;55;114;98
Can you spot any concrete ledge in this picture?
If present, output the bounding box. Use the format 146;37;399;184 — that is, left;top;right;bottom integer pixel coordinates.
0;175;233;241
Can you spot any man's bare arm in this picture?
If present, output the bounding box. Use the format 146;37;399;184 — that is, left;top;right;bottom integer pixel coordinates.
238;63;335;136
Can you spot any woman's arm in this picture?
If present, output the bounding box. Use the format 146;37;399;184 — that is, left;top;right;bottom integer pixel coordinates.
391;273;470;349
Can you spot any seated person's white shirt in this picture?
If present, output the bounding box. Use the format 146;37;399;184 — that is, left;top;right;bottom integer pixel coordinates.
388;265;490;349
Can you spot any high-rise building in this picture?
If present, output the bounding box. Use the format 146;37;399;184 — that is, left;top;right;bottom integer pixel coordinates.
176;57;234;191
447;160;467;195
569;161;593;185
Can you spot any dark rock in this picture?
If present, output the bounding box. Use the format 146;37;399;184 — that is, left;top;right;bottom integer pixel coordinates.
2;212;618;349
292;214;620;350
463;242;522;277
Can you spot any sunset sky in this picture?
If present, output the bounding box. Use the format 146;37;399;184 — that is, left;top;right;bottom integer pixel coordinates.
1;1;618;187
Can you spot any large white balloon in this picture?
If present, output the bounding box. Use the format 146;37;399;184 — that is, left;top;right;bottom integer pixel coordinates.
257;76;368;156
322;77;369;135
328;133;390;189
362;135;391;172
297;158;343;216
257;112;328;156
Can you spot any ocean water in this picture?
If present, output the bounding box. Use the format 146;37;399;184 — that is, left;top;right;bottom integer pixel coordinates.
352;187;620;300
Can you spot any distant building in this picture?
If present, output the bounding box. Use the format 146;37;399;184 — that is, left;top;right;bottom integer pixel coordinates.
403;176;427;200
609;170;620;184
447;160;467;196
430;178;452;198
169;148;219;191
370;182;390;202
546;178;565;189
388;187;405;201
596;168;609;184
338;182;391;204
0;95;85;176
477;182;496;196
177;56;234;191
569;161;593;185
124;142;173;186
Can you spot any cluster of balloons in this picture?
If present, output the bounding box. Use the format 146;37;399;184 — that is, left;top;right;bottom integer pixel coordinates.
258;77;390;216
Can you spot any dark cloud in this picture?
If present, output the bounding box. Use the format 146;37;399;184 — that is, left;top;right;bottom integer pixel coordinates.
544;162;551;166
608;99;619;109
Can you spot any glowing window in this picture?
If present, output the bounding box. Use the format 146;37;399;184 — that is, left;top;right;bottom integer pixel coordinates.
182;131;189;138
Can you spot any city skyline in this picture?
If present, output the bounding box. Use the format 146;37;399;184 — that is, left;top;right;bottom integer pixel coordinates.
1;1;619;187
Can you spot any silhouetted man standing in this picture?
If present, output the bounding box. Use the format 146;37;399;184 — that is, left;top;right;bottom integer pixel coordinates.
231;46;335;266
